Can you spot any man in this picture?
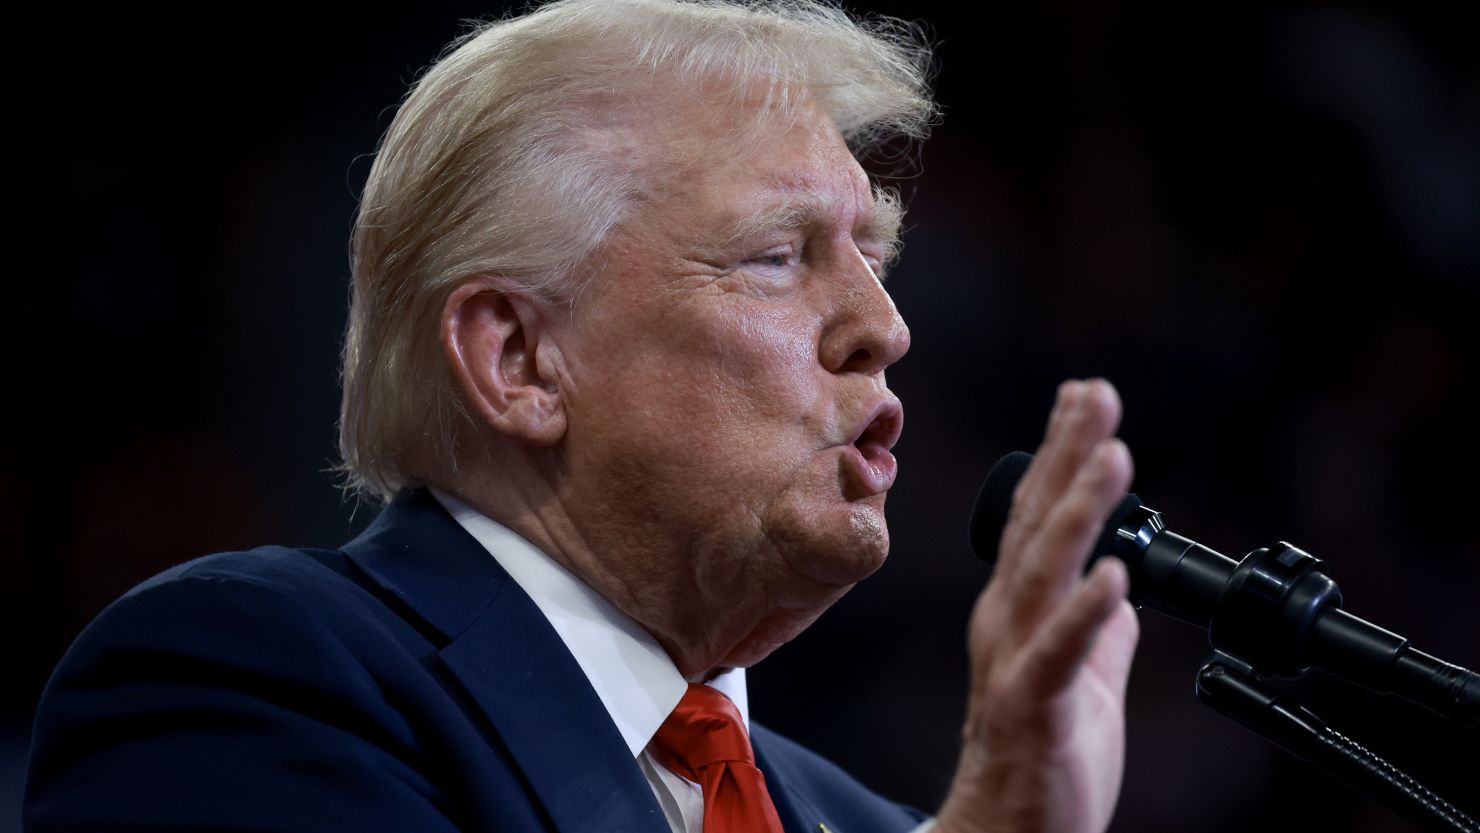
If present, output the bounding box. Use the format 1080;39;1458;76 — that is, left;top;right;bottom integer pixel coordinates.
27;2;1139;832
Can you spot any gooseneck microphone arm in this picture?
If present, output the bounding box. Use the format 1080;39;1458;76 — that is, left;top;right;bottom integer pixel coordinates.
970;451;1480;727
1195;651;1478;833
971;451;1480;831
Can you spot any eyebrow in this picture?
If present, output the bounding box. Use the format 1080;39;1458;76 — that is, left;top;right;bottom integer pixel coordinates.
721;185;905;259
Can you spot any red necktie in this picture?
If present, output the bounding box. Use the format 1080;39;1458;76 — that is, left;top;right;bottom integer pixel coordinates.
650;683;785;833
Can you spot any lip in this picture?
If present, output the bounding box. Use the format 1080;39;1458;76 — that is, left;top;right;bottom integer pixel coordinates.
838;397;904;497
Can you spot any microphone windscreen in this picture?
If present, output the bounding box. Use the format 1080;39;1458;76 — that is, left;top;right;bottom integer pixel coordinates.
970;451;1143;571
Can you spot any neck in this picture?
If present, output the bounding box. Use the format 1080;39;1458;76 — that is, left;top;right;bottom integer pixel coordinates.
427;455;794;679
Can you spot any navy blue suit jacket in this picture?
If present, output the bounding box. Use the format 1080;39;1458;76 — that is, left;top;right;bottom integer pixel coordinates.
27;490;929;832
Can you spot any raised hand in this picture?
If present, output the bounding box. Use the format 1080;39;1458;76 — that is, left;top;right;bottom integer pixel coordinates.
936;379;1140;833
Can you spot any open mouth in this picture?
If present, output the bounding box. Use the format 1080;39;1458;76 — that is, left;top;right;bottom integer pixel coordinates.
842;399;903;496
854;406;902;460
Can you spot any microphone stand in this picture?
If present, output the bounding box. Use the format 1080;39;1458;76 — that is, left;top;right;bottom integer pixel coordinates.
1196;650;1476;832
972;456;1480;828
1188;542;1478;833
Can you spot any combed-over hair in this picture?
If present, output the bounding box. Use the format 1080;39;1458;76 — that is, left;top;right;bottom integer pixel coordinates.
338;0;937;502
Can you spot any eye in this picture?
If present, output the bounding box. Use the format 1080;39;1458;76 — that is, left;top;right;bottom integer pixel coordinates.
857;245;887;281
743;247;799;273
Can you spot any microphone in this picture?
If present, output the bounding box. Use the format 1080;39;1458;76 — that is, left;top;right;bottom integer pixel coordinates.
970;451;1479;728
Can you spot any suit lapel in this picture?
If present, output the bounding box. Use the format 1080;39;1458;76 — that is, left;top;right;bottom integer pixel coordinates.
752;729;829;833
343;491;668;833
440;583;667;833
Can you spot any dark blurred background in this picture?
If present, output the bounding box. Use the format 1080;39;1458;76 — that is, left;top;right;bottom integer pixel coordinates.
7;1;1478;831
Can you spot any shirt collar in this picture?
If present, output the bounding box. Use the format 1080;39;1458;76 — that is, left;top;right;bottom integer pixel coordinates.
430;488;748;757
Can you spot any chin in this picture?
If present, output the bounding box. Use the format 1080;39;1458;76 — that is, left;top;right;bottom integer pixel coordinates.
772;496;891;588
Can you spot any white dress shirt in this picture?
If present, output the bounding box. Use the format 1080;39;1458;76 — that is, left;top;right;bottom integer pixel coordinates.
432;489;934;833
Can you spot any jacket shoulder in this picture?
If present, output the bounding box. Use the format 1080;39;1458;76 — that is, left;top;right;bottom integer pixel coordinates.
25;547;466;833
128;545;363;603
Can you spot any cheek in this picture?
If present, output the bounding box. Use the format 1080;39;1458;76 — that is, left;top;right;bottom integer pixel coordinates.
698;305;824;422
568;299;828;500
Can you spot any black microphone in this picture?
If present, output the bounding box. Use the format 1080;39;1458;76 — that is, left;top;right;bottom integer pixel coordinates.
970;450;1479;728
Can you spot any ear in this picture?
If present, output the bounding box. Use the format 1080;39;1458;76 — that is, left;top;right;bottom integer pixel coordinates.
441;276;568;447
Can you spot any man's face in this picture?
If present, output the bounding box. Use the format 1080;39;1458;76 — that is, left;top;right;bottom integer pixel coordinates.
554;96;910;672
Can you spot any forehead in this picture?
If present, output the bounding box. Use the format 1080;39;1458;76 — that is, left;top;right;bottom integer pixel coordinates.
637;93;874;235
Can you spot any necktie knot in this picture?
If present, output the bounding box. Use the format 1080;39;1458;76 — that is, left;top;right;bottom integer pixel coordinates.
653;683;755;773
650;683;784;833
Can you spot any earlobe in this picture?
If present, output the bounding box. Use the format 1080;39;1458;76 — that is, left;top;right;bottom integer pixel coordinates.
441;277;568;447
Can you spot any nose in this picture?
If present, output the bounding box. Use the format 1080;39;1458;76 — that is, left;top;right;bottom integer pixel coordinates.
819;261;911;376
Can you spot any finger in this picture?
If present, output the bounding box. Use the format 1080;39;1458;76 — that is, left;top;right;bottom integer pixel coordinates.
1022;380;1121;513
1025;437;1133;588
1019;556;1133;698
1010;438;1133;615
1086;599;1140;700
1006;381;1085;541
998;380;1122;576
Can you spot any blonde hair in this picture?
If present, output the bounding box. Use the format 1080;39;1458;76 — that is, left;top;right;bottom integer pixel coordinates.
339;0;937;502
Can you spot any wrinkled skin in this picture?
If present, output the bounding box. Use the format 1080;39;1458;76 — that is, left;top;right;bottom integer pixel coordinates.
549;100;911;675
439;88;1138;833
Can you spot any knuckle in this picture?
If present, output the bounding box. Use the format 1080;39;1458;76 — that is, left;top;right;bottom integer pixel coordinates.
1007;496;1043;537
1056;492;1105;533
1011;515;1044;544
